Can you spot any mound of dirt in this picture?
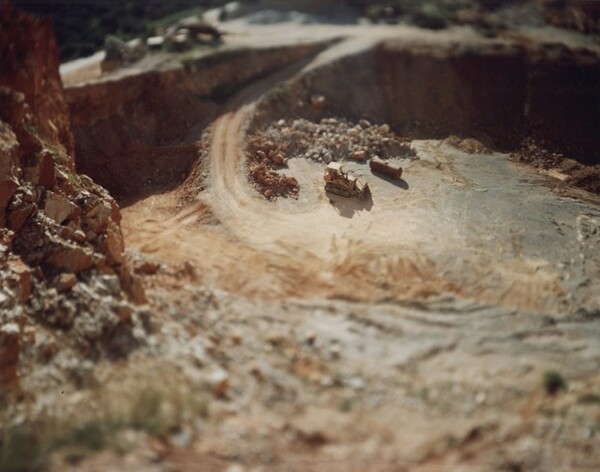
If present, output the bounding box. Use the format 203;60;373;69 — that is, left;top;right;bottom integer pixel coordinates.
445;135;491;154
565;165;600;195
510;137;565;170
511;137;600;195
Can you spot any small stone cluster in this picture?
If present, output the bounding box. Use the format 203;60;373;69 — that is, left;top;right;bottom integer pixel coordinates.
246;135;299;200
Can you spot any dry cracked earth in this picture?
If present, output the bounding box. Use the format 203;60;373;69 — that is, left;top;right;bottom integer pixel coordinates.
3;8;600;472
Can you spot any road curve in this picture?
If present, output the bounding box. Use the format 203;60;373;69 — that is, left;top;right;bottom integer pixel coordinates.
207;38;391;259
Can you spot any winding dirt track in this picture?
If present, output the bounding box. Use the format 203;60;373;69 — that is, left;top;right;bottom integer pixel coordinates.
207;40;383;259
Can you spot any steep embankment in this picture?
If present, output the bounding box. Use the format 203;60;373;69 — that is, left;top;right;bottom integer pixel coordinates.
0;4;148;404
378;41;600;163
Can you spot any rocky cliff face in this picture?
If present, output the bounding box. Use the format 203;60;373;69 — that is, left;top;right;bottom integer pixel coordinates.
0;4;147;403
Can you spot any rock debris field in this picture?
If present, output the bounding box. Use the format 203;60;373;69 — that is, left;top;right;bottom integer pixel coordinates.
2;3;600;472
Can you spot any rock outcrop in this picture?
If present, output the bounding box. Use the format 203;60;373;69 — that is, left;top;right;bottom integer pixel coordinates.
0;3;147;402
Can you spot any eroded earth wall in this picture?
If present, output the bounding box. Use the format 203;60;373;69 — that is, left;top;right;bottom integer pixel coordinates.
66;44;324;198
379;40;600;163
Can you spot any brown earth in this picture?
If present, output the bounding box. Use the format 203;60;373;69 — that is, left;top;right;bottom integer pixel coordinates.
0;4;151;406
1;7;600;472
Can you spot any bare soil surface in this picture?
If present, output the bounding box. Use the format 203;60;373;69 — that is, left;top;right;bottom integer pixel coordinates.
26;18;599;472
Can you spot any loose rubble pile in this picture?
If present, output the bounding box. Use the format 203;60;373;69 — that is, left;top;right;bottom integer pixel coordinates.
511;137;600;195
246;135;299;200
0;4;151;404
445;135;490;155
265;117;416;163
247;117;416;198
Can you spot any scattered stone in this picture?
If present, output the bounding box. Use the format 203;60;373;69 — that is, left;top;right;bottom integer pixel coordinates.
266;331;286;346
129;275;147;305
47;245;94;273
230;330;243;345
445;135;490;154
8;203;35;231
55;272;76;293
190;343;209;367
207;369;229;398
249;362;265;382
310;94;327;109
114;302;133;323
135;259;161;275
7;257;31;303
293;414;329;446
304;330;317;345
37;151;56;189
225;465;245;472
351;149;367;161
137;308;157;334
170;427;193;448
103;221;125;265
98;274;121;296
36;334;58;363
71;228;86;243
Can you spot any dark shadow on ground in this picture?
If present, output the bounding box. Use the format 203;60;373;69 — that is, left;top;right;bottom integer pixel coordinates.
327;190;373;218
371;173;409;190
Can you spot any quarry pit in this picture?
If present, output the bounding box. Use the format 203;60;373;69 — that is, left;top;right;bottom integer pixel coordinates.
2;9;600;472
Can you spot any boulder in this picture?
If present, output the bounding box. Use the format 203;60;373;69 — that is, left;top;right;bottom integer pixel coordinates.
0;323;20;398
103;221;125;265
55;272;76;293
7;257;31;303
44;191;73;224
8;203;35;232
47;245;94;273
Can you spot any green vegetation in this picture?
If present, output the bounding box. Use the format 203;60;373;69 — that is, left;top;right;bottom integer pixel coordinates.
14;0;219;61
543;370;568;395
14;1;515;61
1;422;50;472
337;397;354;413
0;384;211;471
